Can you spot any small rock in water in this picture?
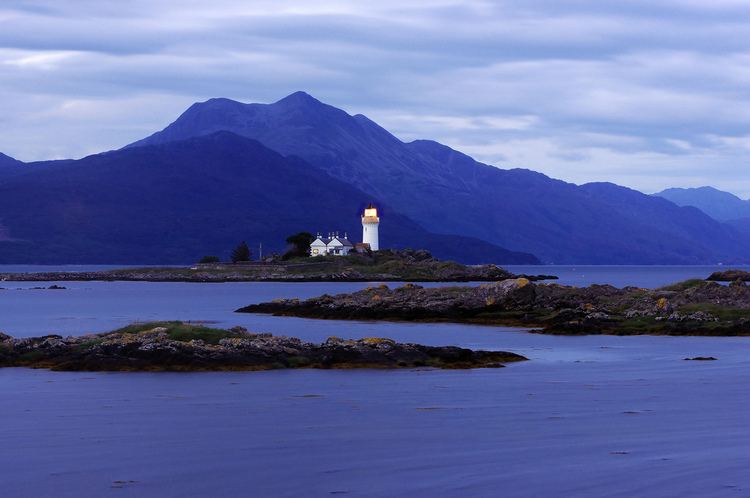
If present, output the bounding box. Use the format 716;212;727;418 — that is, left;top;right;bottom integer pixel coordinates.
111;480;138;488
684;356;718;361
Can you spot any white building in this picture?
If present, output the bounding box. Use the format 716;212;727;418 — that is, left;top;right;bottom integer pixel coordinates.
309;205;381;256
361;204;379;251
309;233;354;257
309;236;328;257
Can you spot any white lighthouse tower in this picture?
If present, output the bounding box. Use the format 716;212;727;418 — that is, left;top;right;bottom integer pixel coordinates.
361;203;380;251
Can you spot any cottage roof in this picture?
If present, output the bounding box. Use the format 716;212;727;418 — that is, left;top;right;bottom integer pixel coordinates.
333;236;353;247
311;232;353;248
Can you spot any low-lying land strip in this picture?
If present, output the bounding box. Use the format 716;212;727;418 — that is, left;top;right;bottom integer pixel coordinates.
240;278;750;336
0;321;526;371
0;250;555;283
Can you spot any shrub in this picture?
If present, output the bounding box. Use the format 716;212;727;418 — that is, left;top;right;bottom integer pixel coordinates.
283;232;315;260
231;242;252;263
199;255;220;264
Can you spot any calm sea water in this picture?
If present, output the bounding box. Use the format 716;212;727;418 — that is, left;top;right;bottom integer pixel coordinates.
2;266;750;497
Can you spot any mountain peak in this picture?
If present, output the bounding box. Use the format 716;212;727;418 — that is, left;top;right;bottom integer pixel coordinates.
274;91;322;107
198;97;243;109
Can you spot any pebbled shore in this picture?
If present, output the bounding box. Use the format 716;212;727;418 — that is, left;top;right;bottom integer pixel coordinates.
0;321;526;371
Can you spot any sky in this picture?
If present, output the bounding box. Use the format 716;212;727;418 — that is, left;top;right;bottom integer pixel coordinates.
2;0;750;196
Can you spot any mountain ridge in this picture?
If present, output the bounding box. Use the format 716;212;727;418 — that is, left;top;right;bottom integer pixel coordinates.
2;91;749;264
125;93;750;264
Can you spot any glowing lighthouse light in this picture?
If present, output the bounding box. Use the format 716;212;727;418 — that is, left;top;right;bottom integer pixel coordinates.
361;203;380;251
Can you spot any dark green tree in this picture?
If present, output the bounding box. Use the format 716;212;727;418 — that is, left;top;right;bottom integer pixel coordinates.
283;232;315;260
198;255;220;264
231;241;252;263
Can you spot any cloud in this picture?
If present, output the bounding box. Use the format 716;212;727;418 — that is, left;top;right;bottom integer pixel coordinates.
1;0;750;195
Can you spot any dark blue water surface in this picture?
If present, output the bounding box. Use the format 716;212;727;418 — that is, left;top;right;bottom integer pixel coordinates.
2;266;750;497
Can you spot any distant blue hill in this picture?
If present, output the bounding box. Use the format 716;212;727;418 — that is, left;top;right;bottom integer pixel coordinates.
0;132;537;264
127;91;750;264
654;186;750;222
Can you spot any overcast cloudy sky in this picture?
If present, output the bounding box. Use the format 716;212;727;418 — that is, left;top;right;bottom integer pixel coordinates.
2;0;750;195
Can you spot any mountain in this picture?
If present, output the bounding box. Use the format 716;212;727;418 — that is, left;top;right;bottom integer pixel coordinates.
0;152;24;179
0;152;21;166
654;186;750;222
0;132;538;264
128;92;750;264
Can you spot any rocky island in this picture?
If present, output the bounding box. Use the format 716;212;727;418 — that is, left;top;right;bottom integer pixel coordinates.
240;278;750;336
0;250;555;283
0;321;526;371
707;269;750;282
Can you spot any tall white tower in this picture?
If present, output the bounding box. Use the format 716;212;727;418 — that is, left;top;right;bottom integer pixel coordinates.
361;203;380;251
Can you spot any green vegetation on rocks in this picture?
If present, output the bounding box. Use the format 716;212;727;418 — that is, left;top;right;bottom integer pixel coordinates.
108;321;248;344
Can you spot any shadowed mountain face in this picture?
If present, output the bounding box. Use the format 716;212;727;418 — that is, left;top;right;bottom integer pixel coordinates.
654;186;750;222
0;132;537;264
130;92;750;264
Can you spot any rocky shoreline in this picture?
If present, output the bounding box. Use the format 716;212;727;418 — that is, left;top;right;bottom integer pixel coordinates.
0;250;556;283
0;322;526;371
239;278;750;336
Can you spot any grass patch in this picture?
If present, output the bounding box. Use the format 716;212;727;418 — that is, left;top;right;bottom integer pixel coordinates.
658;279;706;291
109;321;246;345
75;338;106;351
17;350;46;362
676;303;750;321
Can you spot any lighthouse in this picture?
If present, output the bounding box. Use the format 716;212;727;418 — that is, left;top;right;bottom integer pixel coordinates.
361;203;380;251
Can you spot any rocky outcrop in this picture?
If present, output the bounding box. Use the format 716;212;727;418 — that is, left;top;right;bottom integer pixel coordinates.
240;278;750;336
239;279;537;320
707;269;750;282
0;322;526;371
